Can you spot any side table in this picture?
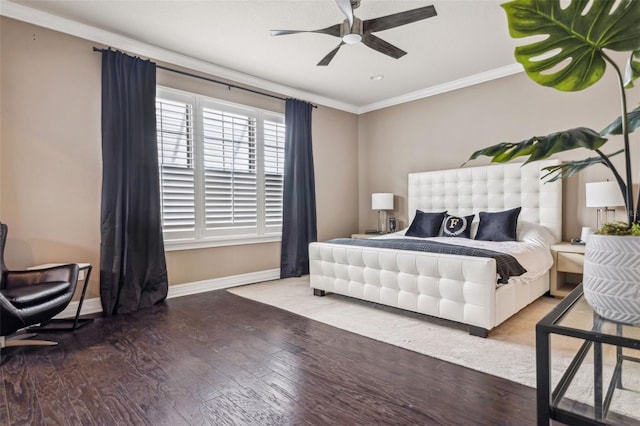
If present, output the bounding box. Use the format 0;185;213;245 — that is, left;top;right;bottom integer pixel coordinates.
536;283;640;425
28;263;93;331
550;242;585;297
351;233;390;239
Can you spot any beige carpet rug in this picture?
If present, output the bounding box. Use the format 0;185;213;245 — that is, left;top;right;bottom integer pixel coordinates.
228;277;640;420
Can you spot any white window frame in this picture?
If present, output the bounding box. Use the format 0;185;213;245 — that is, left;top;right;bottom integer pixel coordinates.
156;86;285;251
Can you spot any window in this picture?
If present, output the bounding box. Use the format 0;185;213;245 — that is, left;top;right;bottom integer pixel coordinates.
156;87;285;249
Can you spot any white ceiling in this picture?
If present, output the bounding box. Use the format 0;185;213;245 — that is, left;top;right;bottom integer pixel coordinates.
2;0;523;113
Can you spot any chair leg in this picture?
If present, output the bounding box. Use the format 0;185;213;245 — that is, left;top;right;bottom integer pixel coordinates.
7;332;38;341
5;339;58;347
0;334;58;348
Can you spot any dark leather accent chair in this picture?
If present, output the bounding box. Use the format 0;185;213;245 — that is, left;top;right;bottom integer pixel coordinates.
0;223;79;349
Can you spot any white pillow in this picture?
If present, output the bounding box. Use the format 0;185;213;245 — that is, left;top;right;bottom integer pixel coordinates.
517;221;556;246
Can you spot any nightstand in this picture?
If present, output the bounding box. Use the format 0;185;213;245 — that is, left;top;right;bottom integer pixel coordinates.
550;242;585;297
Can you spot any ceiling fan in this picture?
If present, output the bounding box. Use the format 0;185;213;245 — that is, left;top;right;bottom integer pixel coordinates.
270;0;437;66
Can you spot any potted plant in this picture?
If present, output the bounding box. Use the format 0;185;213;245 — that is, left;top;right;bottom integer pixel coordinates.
465;0;640;324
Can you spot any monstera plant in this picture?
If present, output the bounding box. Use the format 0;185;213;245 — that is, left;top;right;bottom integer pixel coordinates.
466;0;640;227
465;0;640;325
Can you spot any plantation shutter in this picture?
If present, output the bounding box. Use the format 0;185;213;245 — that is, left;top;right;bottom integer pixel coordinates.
156;87;285;246
263;115;286;233
202;103;258;236
156;95;196;240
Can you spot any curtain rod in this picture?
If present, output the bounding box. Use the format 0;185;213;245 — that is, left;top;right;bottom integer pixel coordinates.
93;47;317;108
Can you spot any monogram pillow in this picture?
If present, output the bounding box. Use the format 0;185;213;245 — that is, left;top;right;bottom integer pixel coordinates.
442;214;474;238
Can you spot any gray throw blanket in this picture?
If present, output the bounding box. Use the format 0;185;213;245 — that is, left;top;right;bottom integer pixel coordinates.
325;238;526;284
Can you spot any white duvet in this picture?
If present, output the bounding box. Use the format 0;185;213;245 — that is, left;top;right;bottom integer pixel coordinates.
373;221;556;284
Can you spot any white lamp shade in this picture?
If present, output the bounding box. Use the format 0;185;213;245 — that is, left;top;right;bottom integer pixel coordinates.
372;193;394;210
586;182;625;207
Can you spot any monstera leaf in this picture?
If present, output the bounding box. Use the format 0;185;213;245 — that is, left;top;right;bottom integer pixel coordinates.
625;51;640;88
466;127;607;165
541;149;624;182
467;1;640;224
502;0;640;91
601;106;640;136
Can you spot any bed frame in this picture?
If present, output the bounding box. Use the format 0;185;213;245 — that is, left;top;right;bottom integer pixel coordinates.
309;160;562;337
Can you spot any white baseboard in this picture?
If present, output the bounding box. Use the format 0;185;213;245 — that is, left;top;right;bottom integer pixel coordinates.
54;268;281;319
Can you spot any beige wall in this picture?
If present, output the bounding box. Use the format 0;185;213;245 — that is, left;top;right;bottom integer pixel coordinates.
358;70;640;240
1;17;103;300
0;17;359;299
3;14;638;303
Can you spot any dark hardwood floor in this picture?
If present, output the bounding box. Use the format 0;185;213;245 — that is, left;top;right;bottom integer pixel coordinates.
1;288;539;425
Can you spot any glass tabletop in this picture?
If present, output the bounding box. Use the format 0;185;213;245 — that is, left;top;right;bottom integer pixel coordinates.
539;283;640;348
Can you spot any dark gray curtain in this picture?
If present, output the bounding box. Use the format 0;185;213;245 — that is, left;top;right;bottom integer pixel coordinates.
100;49;168;316
280;99;317;278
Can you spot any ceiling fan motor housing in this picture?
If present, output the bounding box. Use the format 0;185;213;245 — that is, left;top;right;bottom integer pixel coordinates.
341;18;363;44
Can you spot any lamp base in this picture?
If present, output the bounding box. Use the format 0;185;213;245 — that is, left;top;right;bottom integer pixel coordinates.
377;210;388;233
596;207;616;230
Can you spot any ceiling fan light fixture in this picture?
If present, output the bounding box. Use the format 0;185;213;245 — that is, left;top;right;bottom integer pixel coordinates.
342;33;362;44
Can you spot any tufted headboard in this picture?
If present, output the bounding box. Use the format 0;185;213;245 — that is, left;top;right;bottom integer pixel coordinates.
407;160;562;242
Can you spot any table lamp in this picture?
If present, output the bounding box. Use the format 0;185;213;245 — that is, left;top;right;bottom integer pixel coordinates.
586;181;624;230
372;193;394;233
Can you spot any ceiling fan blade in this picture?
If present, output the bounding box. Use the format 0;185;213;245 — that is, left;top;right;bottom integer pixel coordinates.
271;24;341;38
362;34;406;59
317;42;345;66
363;5;437;34
335;0;354;29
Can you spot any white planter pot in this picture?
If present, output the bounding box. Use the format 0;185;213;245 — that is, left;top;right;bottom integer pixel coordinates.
583;234;640;325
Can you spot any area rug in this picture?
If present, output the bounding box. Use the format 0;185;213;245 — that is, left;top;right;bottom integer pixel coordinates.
228;277;640;419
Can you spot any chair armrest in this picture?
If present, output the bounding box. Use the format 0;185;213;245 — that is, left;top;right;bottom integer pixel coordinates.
0;292;25;332
0;292;21;318
3;264;80;289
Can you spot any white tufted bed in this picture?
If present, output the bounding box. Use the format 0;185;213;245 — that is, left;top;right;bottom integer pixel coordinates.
308;160;562;337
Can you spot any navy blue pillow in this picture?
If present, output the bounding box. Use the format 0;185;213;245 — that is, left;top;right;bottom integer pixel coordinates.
475;207;521;242
405;210;447;238
442;214;475;238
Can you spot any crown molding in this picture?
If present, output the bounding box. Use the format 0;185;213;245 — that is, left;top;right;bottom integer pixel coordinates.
2;1;524;115
357;63;524;114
